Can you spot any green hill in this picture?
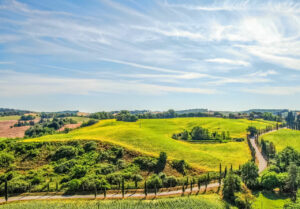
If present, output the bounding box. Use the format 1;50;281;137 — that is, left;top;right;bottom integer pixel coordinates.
260;129;300;152
26;117;276;171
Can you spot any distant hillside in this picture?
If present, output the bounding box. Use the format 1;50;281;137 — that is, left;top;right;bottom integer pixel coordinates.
242;109;289;115
175;108;208;114
0;108;31;116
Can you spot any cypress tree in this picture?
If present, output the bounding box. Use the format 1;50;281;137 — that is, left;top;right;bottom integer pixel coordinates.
104;187;106;198
197;177;201;191
224;166;228;178
190;179;193;192
121;178;125;198
94;184;97;198
230;164;233;172
154;183;157;196
144;180;147;197
182;181;185;194
5;179;8;202
56;181;58;191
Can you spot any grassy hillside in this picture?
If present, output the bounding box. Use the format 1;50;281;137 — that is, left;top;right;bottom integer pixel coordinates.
25;118;275;171
260;129;300;152
66;116;90;123
252;192;290;209
0;115;21;121
0;195;226;209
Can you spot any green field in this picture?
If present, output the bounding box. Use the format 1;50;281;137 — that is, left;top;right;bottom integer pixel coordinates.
67;116;91;123
25;118;275;171
260;129;300;152
252;192;290;209
0;115;21;121
0;195;226;209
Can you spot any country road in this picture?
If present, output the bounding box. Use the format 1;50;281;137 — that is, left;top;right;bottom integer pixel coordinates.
0;182;220;203
250;137;267;173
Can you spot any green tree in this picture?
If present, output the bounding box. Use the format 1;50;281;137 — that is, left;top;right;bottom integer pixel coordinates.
286;163;299;201
156;152;167;173
222;173;242;202
241;161;259;189
247;126;258;137
261;171;279;190
132;174;143;188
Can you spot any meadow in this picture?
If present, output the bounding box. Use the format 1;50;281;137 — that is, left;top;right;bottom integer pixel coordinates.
0;115;21;121
252;191;290;209
26;117;275;171
0;194;225;209
66;116;91;123
259;129;300;152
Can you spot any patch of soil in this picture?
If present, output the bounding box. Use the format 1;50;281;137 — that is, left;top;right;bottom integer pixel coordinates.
58;123;82;132
0;120;30;138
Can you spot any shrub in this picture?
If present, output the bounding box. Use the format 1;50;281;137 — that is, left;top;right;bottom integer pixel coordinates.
0;153;14;168
80;119;98;128
52;146;77;160
147;175;163;189
222;173;242;202
133;156;157;171
83;141;97;152
96;164;116;175
261;171;279;190
9;178;29;193
54;160;76;174
155;152;167;173
68;179;81;191
163;176;177;187
171;159;189;175
71;165;87;179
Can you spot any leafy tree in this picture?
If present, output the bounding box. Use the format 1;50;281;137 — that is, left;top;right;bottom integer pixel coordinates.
83;141;97;152
52;146;77;160
171;159;189;175
261;171;279;190
247;126;258;137
241;161;259;189
222;172;242;202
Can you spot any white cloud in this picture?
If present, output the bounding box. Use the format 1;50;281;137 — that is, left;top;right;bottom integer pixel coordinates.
205;58;250;67
0;70;217;96
243;86;300;95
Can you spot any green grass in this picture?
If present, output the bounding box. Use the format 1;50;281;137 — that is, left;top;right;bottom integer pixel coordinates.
0;195;226;209
252;191;290;209
260;129;300;152
66;116;91;123
0;115;21;121
25;118;275;171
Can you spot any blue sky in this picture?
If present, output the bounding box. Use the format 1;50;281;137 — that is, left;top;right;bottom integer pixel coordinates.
0;0;300;112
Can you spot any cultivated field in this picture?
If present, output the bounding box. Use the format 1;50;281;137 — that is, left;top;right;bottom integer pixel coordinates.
26;118;276;171
259;129;300;152
0;120;28;138
0;194;225;209
66;116;91;123
0;115;21;121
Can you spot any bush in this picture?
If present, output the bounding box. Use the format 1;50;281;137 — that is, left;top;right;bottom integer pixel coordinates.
261;171;279;190
83;141;97;152
0;153;14;168
52;146;77;160
68;179;81;191
133;156;157;171
171;159;189;175
155;152;167;173
222;173;242;202
163;176;177;187
147;175;163;189
54;160;76;174
96;164;116;175
80;119;98;128
9;178;29;193
71;165;87;179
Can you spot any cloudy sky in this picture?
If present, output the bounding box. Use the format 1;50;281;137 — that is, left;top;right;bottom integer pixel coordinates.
0;0;300;112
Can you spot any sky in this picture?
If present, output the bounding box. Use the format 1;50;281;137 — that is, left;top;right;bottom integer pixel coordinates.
0;0;300;112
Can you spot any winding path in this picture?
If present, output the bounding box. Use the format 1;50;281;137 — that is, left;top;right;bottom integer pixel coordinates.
250;137;267;173
0;182;220;203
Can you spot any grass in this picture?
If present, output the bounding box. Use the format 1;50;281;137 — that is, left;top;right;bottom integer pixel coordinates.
66;116;91;123
25;118;276;171
0;115;21;121
0;194;226;209
252;191;290;209
260;129;300;152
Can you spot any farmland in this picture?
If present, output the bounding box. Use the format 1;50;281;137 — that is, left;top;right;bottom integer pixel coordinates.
259;129;300;152
0;115;21;121
26;117;276;171
0;194;225;209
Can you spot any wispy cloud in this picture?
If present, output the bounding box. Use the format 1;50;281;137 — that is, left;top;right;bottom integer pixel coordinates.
205;58;250;67
243;86;300;95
